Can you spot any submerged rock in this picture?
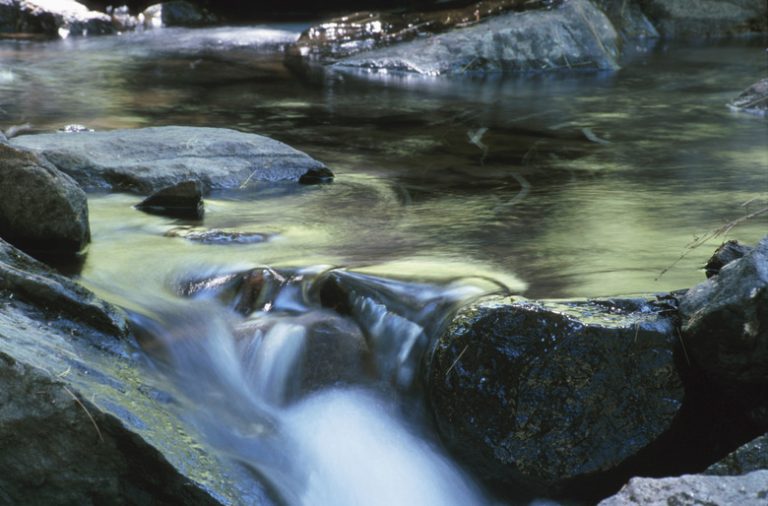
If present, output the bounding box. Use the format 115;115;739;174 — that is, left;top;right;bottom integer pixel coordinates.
679;236;768;425
0;143;90;255
0;0;114;38
428;296;684;497
597;470;768;506
638;0;767;38
328;0;622;75
166;226;270;244
11;126;331;194
728;78;768;117
0;238;269;505
706;432;768;476
136;180;205;220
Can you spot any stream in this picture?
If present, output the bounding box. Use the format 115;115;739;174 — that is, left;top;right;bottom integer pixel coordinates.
1;23;767;505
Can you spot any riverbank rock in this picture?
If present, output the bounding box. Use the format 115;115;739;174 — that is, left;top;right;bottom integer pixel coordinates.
317;0;623;75
0;238;271;505
0;0;114;38
136;180;204;220
597;470;768;506
11;126;331;194
638;0;767;38
728;78;768;117
678;236;768;425
0;143;90;255
706;432;768;476
705;239;753;278
427;296;684;498
141;1;218;28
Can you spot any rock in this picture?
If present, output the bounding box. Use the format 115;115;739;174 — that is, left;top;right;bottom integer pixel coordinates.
298;167;335;185
142;0;217;27
11;126;331;194
597;470;768;506
705;240;753;278
136;180;204;220
166;226;270;244
591;0;658;40
299;0;622;75
728;78;768;117
706;432;768;476
428;296;684;497
0;143;90;255
0;238;270;505
638;0;767;38
0;0;114;38
678;236;768;423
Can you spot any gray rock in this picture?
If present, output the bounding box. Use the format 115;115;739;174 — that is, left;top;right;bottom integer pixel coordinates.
333;0;621;75
592;0;658;40
156;0;217;27
728;78;768;117
638;0;767;38
428;296;683;495
598;470;768;505
0;143;90;255
0;0;114;38
136;180;205;220
705;240;753;278
11;126;330;194
706;432;768;476
0;238;271;505
166;226;270;244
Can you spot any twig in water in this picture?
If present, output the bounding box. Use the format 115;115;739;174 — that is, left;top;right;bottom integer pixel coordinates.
63;386;104;443
676;328;691;366
445;345;469;378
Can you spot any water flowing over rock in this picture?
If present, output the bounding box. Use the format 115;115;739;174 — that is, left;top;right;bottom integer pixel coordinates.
728;78;768;117
597;470;768;506
316;0;623;75
11;126;331;194
427;296;685;498
0;0;114;38
638;0;767;38
0;238;271;505
136;180;205;220
166;226;270;245
0;143;90;255
679;236;768;426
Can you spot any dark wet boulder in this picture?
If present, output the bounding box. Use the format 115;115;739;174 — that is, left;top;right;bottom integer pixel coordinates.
597;470;768;505
319;0;622;75
166;226;270;244
706;432;768;476
0;143;90;256
10;126;331;194
638;0;767;38
728;78;768;117
679;236;768;426
0;238;270;505
136;180;204;220
427;296;684;497
0;0;114;38
705;239;753;278
141;1;218;28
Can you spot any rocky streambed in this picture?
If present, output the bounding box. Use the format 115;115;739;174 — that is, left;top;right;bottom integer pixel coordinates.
1;121;767;504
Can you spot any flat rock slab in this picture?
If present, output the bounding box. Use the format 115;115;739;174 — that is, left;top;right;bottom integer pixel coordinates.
11;126;329;194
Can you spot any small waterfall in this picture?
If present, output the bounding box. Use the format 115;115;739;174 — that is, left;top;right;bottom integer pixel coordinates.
125;267;497;506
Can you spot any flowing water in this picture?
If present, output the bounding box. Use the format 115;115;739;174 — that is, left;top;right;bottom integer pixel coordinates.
1;24;767;505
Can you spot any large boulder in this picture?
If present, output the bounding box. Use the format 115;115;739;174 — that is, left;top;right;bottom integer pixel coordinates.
0;238;272;505
427;296;685;498
728;78;768;117
11;126;331;194
678;236;768;424
638;0;767;38
597;470;768;506
0;0;114;38
0;143;90;255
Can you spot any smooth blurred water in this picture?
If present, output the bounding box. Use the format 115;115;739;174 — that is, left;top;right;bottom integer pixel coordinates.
1;25;767;505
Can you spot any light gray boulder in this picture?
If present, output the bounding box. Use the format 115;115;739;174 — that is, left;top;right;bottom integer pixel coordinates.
0;0;114;37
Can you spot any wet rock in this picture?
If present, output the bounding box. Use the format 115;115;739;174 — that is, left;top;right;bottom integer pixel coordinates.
299;167;335;185
597;470;768;506
0;238;268;505
0;0;114;38
679;236;768;425
428;296;684;497
705;239;753;278
638;0;767;38
706;432;768;476
142;1;217;27
0;143;90;256
136;180;204;220
166;226;270;244
58;123;94;133
591;0;658;40
728;78;768;117
298;0;621;75
11;126;330;194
